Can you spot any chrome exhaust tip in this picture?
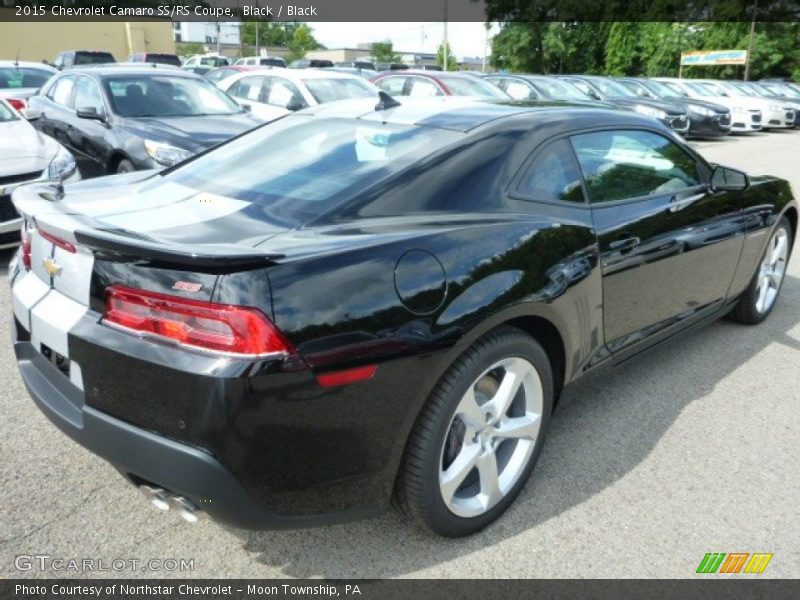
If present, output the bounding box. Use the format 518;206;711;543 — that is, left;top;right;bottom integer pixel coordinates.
138;485;204;523
138;484;170;511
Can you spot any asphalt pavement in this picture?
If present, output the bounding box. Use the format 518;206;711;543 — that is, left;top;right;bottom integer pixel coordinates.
1;129;798;579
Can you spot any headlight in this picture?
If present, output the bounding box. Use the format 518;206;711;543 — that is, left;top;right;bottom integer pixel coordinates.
692;105;715;117
47;144;77;180
632;105;667;120
144;139;193;167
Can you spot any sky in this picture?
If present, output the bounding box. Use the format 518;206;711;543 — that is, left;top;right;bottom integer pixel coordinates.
310;22;500;60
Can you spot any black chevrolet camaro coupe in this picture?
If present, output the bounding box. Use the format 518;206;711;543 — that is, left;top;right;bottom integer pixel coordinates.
10;97;797;537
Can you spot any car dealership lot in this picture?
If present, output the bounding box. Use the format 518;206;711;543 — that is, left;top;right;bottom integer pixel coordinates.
1;130;799;579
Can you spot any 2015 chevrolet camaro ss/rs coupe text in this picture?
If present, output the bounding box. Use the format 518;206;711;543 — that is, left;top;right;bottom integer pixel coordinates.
9;96;797;537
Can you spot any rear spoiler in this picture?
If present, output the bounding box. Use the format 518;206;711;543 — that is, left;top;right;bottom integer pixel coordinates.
74;228;284;272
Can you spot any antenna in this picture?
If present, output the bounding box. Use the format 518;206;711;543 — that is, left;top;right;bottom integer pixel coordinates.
15;47;20;67
375;91;401;111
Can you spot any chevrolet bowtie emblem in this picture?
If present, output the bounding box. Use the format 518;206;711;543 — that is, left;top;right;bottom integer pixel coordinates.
42;256;62;277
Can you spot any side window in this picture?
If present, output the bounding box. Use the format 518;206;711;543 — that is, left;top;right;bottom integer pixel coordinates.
376;76;407;96
570;130;701;204
74;76;105;115
63;53;74;68
228;76;266;102
407;77;442;97
516;139;585;203
263;77;305;108
50;75;76;107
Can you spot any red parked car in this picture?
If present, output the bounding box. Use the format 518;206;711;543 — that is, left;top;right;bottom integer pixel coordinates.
371;70;510;99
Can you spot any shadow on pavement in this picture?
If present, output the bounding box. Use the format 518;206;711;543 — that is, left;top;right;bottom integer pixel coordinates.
233;273;800;577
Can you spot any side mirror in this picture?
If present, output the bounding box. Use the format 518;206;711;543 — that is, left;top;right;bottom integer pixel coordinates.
711;165;749;192
240;103;252;113
21;108;42;121
76;106;105;122
286;100;306;111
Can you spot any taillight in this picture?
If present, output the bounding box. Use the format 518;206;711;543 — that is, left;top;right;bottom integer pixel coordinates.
39;229;76;253
7;98;26;111
103;285;294;357
20;223;32;270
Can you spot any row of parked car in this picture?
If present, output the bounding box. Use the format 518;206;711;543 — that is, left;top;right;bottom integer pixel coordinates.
1;53;798;249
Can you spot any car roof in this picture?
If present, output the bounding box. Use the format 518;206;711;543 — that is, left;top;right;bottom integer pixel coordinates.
0;61;57;71
299;96;652;133
221;67;369;83
56;64;194;77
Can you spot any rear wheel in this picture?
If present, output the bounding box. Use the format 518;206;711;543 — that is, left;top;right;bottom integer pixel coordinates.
398;326;553;537
731;216;792;324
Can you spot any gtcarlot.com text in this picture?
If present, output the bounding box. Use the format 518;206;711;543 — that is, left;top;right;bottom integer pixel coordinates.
14;554;194;573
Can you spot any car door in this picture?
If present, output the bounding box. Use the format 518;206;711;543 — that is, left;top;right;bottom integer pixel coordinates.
570;128;747;356
70;75;109;178
37;74;77;148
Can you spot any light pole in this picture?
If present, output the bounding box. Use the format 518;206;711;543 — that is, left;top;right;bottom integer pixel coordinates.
744;0;758;81
443;0;449;71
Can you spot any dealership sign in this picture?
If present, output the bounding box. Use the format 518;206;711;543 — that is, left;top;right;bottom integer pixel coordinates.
680;50;748;66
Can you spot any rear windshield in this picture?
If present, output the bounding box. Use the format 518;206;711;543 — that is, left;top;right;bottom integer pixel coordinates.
0;67;53;89
164;116;461;226
75;52;115;65
145;54;182;67
302;77;377;103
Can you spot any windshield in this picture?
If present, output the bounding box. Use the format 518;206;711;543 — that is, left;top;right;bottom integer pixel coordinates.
765;83;800;98
0;100;19;121
662;81;690;97
438;76;509;98
529;77;589;100
590;77;637;98
164;117;460;226
0;67;53;90
301;77;377;103
643;79;683;99
694;82;724;97
104;75;242;117
729;82;757;97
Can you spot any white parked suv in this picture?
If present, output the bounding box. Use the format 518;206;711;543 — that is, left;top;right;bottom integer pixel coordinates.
0;99;80;248
234;56;287;68
215;68;380;122
655;77;764;134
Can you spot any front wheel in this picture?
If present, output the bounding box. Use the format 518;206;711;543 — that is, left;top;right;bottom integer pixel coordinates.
731;216;792;325
397;326;553;537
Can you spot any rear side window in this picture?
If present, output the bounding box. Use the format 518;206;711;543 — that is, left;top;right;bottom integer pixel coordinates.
516;139;585;203
570;130;701;203
49;75;76;107
375;77;407;96
228;75;266;101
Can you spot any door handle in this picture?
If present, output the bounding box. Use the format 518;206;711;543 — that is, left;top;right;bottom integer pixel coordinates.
669;191;707;212
609;236;641;251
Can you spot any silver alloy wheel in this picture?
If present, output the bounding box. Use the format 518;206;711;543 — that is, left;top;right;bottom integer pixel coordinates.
755;225;789;314
439;356;543;518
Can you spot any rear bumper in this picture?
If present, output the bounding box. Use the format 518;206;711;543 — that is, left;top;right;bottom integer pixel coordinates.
12;335;384;529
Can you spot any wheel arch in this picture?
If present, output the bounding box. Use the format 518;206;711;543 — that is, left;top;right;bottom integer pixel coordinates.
783;205;797;249
106;151;134;174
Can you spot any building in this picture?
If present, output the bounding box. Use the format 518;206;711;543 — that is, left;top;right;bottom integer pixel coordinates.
172;22;241;46
306;47;489;71
0;13;175;63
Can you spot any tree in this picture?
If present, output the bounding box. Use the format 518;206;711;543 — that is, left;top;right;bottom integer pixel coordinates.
241;22;304;49
437;42;458;71
286;24;323;61
371;40;401;64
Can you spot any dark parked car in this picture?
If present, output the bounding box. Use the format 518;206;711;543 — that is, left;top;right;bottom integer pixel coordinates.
289;59;334;69
372;70;510;99
559;74;690;135
127;53;182;68
27;65;262;177
53;50;115;70
10;98;796;537
616;77;732;138
336;60;376;71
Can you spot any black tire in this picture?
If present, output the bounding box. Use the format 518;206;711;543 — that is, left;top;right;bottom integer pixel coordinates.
116;158;135;174
730;216;793;325
397;325;554;537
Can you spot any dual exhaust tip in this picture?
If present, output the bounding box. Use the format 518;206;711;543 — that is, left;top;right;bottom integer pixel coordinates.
138;484;204;523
